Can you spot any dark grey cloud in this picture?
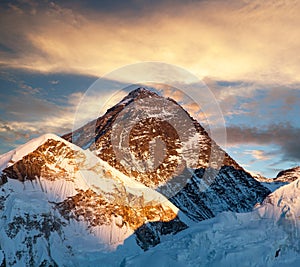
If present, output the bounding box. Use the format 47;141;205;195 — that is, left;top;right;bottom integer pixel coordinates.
0;0;194;17
58;0;207;16
0;119;31;142
0;43;15;54
224;123;300;162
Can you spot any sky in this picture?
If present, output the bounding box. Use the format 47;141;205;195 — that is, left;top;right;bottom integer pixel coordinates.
0;0;299;177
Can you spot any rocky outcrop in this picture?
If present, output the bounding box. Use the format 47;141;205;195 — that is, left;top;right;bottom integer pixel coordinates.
55;189;187;250
275;166;300;183
1;139;74;183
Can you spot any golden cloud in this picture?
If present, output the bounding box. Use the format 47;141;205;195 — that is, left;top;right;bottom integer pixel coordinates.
1;0;300;84
246;149;271;161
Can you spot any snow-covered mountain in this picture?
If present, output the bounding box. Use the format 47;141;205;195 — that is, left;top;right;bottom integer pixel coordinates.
0;134;188;266
253;166;300;192
64;87;270;221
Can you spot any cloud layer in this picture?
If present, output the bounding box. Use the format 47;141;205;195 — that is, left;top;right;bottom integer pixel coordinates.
1;0;300;83
224;123;300;163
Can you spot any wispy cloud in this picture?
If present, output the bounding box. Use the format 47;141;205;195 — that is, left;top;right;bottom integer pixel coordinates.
204;79;300;126
245;149;272;161
0;84;128;154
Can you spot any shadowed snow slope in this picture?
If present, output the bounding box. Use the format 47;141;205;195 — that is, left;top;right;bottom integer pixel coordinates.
123;178;300;267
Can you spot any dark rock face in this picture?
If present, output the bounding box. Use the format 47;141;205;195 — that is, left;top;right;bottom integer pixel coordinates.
63;87;271;222
170;166;270;221
0;175;7;186
135;219;187;251
6;213;64;240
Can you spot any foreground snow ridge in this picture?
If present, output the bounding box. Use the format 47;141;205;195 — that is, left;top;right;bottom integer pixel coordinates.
124;178;300;267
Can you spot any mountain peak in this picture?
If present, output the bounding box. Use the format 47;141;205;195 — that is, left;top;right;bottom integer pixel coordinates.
0;133;67;172
123;87;159;100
